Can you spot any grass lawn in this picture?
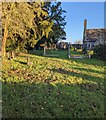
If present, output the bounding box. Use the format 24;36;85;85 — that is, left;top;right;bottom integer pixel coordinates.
1;50;105;118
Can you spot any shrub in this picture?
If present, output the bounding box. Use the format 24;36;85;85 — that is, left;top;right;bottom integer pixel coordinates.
70;46;74;51
93;44;105;60
77;49;82;52
87;50;94;55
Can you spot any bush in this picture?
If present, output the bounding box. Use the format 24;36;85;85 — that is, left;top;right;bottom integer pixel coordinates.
70;46;74;51
87;50;94;55
77;49;82;52
93;45;105;60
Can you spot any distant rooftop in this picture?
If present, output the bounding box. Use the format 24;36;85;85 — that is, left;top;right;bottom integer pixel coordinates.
85;28;106;42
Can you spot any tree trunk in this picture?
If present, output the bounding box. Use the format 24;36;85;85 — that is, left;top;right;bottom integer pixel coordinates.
2;22;8;58
11;51;15;59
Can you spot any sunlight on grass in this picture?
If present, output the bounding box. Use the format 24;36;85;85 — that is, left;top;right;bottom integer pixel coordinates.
1;50;105;118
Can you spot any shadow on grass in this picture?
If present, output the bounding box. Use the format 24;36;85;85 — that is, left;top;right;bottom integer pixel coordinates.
2;82;80;118
14;60;27;65
73;67;104;75
2;81;104;118
70;58;104;67
50;68;104;84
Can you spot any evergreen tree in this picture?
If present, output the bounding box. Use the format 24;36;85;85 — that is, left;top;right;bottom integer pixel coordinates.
44;2;66;47
2;2;53;58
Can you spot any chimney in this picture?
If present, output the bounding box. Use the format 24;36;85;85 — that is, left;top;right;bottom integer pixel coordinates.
83;19;87;44
84;19;87;29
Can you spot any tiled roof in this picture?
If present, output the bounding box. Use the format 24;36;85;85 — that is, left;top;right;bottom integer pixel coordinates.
85;28;106;42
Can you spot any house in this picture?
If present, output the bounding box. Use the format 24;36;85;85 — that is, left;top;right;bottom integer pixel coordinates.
83;19;106;51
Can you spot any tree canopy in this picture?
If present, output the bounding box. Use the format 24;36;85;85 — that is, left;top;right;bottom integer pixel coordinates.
2;2;66;58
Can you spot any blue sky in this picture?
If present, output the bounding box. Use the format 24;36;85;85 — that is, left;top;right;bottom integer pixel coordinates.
61;2;104;43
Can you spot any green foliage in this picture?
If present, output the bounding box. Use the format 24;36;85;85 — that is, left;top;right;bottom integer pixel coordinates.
70;45;74;51
93;45;105;60
2;2;67;55
2;2;54;53
38;20;53;38
2;2;35;52
44;2;66;45
87;50;94;55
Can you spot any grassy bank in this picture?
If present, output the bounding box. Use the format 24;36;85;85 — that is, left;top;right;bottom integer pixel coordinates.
1;50;105;118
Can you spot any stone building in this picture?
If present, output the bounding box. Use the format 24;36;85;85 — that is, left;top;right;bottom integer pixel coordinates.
83;19;106;51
